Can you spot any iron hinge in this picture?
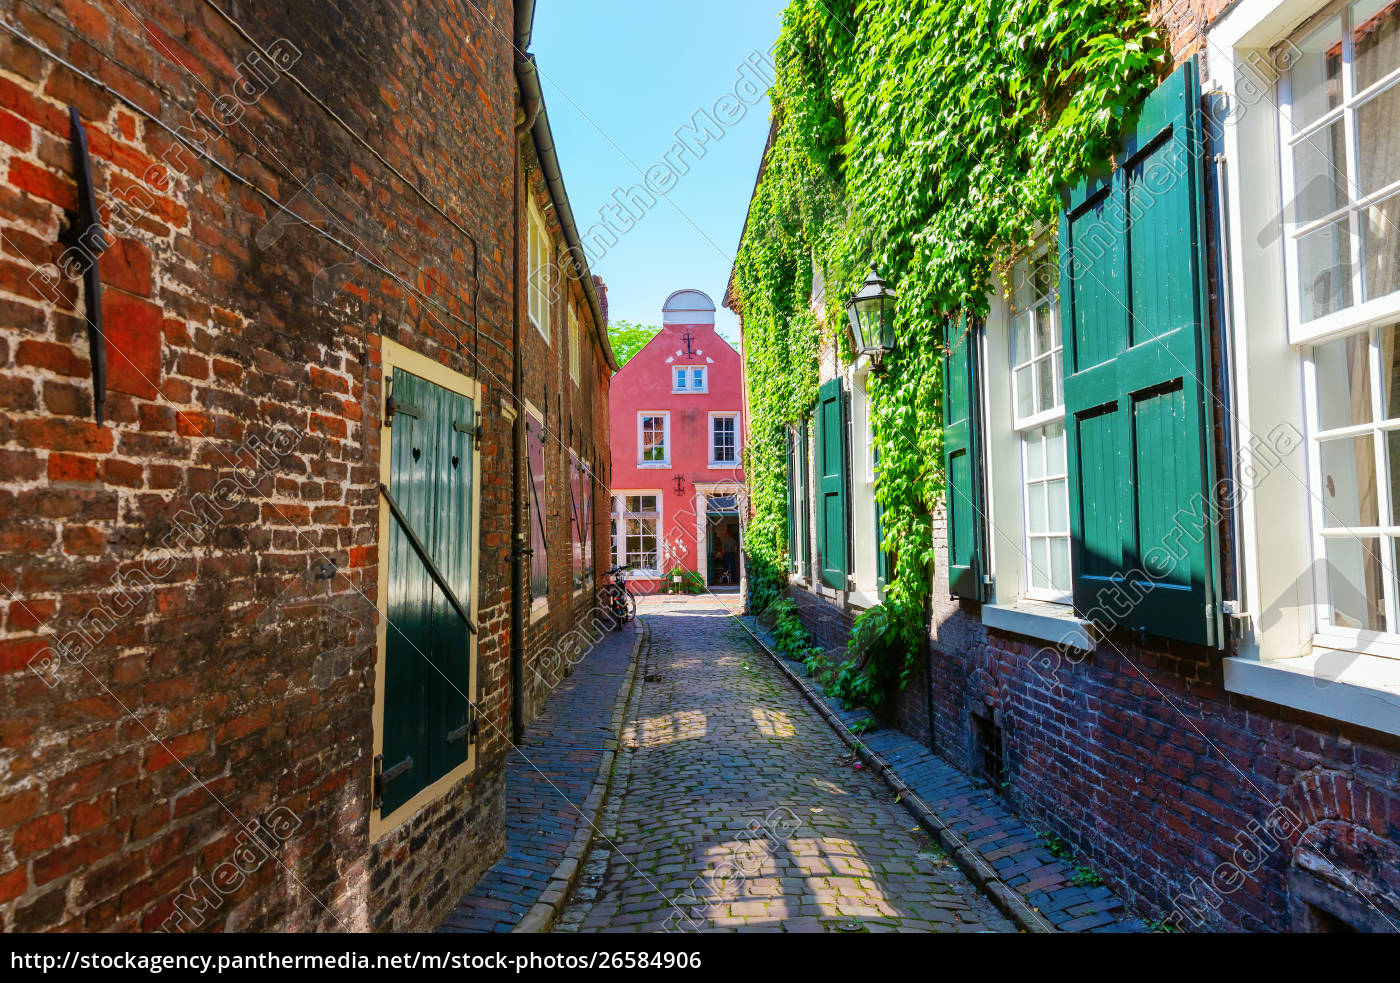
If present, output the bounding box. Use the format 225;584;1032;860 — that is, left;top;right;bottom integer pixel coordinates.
372;752;413;810
453;410;482;449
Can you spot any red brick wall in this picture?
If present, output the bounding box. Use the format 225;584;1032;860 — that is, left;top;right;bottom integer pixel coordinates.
0;0;610;932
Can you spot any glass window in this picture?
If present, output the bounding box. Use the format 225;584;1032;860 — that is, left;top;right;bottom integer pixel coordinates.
1307;322;1400;631
711;414;738;465
639;414;668;465
568;452;592;591
527;414;549;609
528;201;551;341
1283;0;1400;326
1010;247;1071;601
673;366;706;392
614;494;660;574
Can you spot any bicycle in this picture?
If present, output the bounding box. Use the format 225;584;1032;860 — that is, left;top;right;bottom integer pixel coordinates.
600;564;637;628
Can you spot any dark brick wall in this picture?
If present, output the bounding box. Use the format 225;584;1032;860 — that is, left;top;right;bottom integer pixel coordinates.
0;0;610;932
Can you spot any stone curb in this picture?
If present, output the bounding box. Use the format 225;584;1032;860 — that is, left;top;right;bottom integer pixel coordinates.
737;619;1056;934
512;619;648;934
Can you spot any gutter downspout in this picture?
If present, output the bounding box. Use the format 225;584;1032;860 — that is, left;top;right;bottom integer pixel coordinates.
510;0;536;744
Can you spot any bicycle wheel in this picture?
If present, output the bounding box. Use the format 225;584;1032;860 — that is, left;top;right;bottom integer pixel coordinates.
624;589;637;623
608;588;628;628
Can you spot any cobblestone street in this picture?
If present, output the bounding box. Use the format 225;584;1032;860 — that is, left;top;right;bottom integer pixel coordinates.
556;596;1013;933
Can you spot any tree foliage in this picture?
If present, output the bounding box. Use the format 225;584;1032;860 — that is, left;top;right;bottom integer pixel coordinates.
608;319;662;367
734;0;1163;706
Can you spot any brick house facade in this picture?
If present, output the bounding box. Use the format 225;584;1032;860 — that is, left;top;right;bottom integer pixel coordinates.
0;0;613;932
731;0;1400;932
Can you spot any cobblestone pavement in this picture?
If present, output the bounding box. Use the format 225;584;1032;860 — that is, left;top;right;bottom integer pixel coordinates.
556;595;1014;933
439;622;639;933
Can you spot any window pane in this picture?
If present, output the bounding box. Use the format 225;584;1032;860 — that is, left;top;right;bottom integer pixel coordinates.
1380;324;1400;417
675;369;686;389
1045;421;1066;472
1319;434;1379;527
1352;0;1400;92
1049;537;1071;593
1028;537;1050;590
1036;357;1056;413
1289;15;1344;131
1011;312;1032;364
1028;482;1048;534
1024;429;1045;480
1297;216;1354;320
1388;430;1400;523
1015;365;1034;419
1356;83;1400;195
1314;330;1373;429
1324;535;1385;629
1362;191;1400;300
1047;477;1068;533
1291;118;1349;223
693;369;704;388
1034;304;1054;356
1034;250;1057;299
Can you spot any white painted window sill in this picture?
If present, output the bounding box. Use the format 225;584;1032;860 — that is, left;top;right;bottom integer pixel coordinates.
982;599;1094;652
1223;652;1400;738
530;601;549;623
847;589;880;611
637;462;670;469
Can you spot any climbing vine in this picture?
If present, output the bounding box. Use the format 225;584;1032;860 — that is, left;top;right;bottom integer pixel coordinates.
736;0;1164;706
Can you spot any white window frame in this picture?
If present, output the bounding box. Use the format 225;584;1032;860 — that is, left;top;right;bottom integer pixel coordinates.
1010;244;1072;604
612;491;663;577
708;411;740;467
1277;0;1400;344
637;411;670;468
673;365;707;393
1208;0;1400;735
528;199;551;343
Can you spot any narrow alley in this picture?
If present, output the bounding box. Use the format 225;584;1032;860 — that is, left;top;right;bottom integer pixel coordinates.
553;597;1012;933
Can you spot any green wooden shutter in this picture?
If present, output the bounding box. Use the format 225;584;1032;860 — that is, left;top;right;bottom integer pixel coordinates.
798;417;810;577
786;428;798;574
1059;62;1219;646
943;315;988;601
382;369;475;815
815;377;848;590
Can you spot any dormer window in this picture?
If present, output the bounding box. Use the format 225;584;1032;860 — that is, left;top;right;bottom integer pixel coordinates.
673;366;707;393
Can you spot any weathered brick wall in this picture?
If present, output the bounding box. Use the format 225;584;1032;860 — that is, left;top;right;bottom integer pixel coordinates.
0;0;608;933
513;144;612;728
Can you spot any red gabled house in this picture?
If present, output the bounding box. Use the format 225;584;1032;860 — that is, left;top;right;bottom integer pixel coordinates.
608;290;745;593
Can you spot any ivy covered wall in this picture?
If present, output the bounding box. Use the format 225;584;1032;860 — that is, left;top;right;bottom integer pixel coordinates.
732;0;1165;703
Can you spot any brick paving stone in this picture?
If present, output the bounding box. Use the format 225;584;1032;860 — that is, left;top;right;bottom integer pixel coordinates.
438;622;639;933
557;596;1013;933
737;609;1148;934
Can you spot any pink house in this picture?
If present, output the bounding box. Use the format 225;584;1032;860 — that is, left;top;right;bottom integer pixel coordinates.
608;289;746;593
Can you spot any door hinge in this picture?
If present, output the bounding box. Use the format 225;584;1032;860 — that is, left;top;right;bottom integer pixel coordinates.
446;714;479;747
384;393;419;427
454;410;482;449
372;752;413;810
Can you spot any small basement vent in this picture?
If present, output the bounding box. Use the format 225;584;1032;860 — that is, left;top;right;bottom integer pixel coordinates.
971;711;1006;794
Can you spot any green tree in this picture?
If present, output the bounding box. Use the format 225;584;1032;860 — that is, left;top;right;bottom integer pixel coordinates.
609;319;660;367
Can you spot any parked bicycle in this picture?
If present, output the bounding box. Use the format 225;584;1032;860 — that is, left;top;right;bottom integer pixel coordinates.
600;564;637;628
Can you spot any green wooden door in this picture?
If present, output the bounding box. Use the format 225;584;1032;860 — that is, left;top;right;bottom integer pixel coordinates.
382;368;476;815
1059;62;1219;646
797;416;810;578
943;315;988;601
815;378;848;590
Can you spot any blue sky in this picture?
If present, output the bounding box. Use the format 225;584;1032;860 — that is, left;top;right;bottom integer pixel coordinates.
531;1;788;345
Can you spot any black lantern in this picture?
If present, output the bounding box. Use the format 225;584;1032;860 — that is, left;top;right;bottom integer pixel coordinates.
844;264;897;365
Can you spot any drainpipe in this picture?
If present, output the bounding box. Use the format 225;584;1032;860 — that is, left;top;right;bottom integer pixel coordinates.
510;1;536;744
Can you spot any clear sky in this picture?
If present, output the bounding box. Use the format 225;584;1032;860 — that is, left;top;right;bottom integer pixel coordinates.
531;1;789;346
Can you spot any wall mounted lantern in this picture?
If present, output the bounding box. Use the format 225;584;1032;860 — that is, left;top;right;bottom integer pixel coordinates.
844;264;897;367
